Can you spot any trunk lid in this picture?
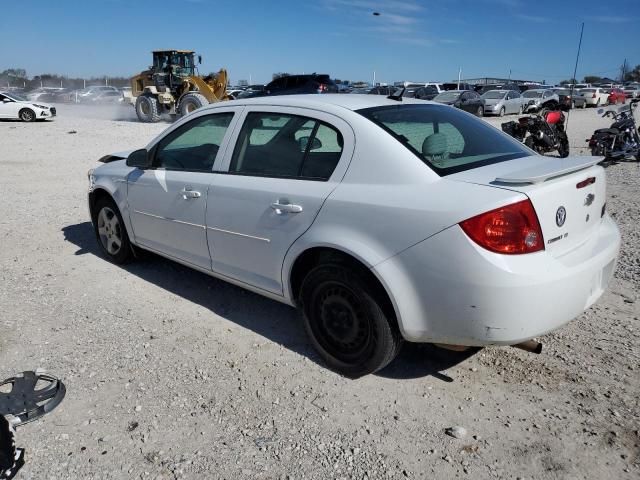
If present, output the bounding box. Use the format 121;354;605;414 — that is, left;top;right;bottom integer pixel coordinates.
449;155;607;257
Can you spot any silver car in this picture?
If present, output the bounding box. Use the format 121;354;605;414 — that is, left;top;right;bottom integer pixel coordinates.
521;89;559;113
481;90;524;116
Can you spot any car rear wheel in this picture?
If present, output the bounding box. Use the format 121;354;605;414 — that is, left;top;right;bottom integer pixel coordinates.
499;106;505;117
300;263;401;378
93;197;134;264
19;108;35;122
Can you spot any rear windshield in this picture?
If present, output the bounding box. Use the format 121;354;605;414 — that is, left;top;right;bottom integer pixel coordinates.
357;104;530;176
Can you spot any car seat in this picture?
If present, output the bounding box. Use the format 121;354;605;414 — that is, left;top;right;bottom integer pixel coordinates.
422;133;449;167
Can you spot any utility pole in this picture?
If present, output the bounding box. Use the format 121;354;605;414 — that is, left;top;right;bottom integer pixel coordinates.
373;71;376;86
457;68;462;89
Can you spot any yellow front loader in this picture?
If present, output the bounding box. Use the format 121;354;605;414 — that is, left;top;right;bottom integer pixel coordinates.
130;50;230;123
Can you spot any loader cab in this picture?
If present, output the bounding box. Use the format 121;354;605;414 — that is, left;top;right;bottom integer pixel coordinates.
151;50;197;78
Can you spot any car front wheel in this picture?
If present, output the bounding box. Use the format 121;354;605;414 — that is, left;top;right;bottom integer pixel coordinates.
300;263;401;378
93;197;134;264
19;108;36;122
475;105;484;117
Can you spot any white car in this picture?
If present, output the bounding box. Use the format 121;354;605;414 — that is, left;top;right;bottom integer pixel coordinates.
0;91;56;121
579;88;609;107
481;89;524;116
87;95;620;377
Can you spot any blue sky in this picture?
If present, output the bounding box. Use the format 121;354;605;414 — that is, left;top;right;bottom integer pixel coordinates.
1;0;638;85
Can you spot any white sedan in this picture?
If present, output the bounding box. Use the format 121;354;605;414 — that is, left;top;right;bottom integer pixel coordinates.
0;91;56;121
87;94;620;377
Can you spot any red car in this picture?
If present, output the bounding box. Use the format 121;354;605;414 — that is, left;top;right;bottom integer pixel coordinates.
608;88;626;105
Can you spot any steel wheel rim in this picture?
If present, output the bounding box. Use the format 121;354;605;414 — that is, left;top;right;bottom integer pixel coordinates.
310;282;372;361
141;101;150;115
185;102;196;113
97;207;122;255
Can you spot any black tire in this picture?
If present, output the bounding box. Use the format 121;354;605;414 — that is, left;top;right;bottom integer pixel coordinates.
499;106;505;117
581;101;586;109
524;136;538;153
19;108;36;122
300;263;401;378
179;92;208;117
591;144;606;157
135;95;161;123
558;137;570;158
92;196;134;264
475;105;484;117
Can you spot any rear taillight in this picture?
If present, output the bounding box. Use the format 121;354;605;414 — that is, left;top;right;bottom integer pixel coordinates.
318;84;328;92
459;200;544;254
592;93;596;98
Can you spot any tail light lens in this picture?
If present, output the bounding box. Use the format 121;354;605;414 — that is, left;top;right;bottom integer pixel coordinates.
459;200;544;254
592;94;596;98
318;83;328;93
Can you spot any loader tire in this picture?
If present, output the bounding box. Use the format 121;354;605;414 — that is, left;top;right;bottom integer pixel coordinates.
135;95;161;123
179;93;208;117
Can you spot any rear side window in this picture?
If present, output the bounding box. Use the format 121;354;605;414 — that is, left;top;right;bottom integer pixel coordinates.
358;104;529;176
229;112;343;180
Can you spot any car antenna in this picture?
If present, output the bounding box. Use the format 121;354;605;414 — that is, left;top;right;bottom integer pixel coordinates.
387;87;405;101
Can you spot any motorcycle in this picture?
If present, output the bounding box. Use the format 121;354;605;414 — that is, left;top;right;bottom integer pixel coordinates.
587;99;640;162
501;108;570;158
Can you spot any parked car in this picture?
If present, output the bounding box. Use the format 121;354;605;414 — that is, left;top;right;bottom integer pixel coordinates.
368;85;395;96
475;83;521;95
481;90;524;116
260;74;338;96
442;82;474;91
432;90;485;116
579;88;609;107
0;91;56;121
623;86;640;99
87;94;620;377
607;88;626;105
26;88;64;102
77;86;119;102
237;85;266;99
521;89;559;113
414;85;440;100
552;88;586;110
90;90;125;104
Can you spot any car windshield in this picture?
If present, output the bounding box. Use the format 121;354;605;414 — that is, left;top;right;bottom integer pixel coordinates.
357;104;530;176
434;92;460;102
481;91;506;99
555;89;571;95
3;92;28;102
523;91;543;98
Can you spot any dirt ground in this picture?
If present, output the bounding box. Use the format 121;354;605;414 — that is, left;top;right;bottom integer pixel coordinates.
0;102;638;480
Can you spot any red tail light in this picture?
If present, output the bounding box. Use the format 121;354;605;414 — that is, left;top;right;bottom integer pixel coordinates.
318;83;328;92
459;200;544;254
592;93;596;98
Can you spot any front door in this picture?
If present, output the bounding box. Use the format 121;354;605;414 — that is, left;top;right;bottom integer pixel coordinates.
127;111;236;269
0;94;20;119
206;108;354;294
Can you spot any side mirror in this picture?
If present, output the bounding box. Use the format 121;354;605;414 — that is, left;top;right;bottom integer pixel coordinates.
126;148;151;168
198;55;202;65
2;98;11;103
298;136;322;152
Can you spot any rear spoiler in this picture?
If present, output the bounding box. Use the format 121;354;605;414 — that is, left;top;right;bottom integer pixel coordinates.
494;156;602;185
97;150;133;164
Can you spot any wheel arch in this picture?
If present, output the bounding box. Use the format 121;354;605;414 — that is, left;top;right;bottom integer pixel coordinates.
286;246;400;331
18;107;35;120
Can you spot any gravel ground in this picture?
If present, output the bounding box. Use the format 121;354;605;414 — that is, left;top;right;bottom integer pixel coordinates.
1;103;639;480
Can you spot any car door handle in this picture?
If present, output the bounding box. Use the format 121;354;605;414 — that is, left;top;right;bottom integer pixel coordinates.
271;202;303;214
181;188;201;199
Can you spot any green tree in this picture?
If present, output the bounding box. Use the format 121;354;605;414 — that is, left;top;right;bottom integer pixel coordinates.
583;75;603;84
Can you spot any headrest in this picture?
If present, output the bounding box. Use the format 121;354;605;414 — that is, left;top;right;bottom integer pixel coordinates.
422;133;449;166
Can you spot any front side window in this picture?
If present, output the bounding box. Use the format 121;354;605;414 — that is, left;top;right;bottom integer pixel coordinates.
229;112;343;180
358;104;529;176
154;113;234;171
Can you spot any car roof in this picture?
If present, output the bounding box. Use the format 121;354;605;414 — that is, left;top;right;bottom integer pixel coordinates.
207;93;432;113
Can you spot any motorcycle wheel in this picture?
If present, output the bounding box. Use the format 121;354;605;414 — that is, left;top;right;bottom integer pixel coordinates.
558;139;570;158
590;144;605;157
524;136;539;154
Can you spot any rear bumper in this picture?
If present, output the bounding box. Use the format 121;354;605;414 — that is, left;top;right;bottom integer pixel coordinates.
374;214;620;345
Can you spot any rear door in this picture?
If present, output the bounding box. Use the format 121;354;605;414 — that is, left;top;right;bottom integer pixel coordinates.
206;107;354;294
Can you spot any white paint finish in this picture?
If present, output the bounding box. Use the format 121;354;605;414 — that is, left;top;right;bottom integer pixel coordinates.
0;91;54;119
